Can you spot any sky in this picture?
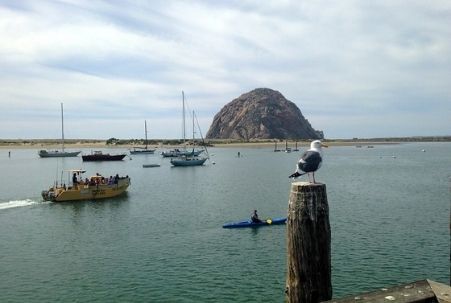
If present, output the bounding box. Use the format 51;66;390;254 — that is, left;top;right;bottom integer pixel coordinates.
0;0;450;140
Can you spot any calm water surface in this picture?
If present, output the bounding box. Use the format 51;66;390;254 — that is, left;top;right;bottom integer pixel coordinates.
0;143;449;302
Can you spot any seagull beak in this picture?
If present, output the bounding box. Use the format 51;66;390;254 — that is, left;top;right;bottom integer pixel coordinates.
321;143;328;148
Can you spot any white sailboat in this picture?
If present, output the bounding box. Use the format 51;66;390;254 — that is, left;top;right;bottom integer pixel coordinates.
161;94;204;158
130;120;156;154
38;103;81;158
170;91;207;167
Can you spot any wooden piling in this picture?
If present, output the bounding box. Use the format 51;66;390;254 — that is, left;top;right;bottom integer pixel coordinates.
286;182;332;303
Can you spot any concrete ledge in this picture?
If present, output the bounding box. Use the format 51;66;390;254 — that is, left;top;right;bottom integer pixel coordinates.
323;280;451;303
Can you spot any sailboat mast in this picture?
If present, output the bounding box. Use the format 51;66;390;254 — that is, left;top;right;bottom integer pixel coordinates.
61;102;65;151
182;91;186;147
144;120;148;149
192;110;195;146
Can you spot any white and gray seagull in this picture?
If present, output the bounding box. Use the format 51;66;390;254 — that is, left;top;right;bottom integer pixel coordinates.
289;140;328;183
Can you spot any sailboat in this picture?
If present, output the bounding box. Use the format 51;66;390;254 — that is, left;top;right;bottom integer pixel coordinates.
130;120;156;155
38;103;81;158
284;140;292;153
170;92;207;167
160;101;204;160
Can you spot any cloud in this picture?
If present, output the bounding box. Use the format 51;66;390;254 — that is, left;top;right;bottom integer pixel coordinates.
0;0;450;139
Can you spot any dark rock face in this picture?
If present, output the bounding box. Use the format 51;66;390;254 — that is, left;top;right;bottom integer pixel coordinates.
206;88;323;140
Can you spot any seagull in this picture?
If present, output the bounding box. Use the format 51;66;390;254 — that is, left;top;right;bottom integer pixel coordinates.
289;140;328;183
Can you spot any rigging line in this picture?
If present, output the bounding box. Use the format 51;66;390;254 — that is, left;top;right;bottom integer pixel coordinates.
194;111;211;161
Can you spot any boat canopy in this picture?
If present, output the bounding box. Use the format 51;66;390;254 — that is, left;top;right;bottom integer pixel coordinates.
65;169;86;173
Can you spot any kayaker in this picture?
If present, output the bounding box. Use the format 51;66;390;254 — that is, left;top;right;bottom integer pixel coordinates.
251;209;262;223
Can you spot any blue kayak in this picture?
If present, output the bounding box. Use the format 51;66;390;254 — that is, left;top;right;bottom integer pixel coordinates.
222;217;287;228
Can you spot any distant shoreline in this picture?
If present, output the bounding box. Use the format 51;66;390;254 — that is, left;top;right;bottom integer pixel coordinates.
0;136;449;149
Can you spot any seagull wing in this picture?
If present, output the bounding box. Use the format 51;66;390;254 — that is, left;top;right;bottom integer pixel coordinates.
298;150;322;172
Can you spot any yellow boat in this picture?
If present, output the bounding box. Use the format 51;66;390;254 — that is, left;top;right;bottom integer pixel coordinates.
42;169;131;202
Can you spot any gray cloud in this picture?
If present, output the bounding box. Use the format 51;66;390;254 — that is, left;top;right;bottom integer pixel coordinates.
0;0;450;139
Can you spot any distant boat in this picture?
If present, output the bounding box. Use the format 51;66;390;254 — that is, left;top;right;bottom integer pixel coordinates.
38;103;81;158
39;149;81;157
161;148;203;158
82;151;126;161
170;91;208;167
142;164;160;168
170;155;207;167
284;140;292;153
41;169;130;202
130;120;156;155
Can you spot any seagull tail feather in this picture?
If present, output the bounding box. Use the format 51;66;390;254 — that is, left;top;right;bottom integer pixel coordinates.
289;172;305;179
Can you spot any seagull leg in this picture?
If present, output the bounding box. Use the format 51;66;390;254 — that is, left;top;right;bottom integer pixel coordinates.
312;172;316;184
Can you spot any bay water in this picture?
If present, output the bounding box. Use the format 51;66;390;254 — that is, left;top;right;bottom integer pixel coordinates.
0;142;449;302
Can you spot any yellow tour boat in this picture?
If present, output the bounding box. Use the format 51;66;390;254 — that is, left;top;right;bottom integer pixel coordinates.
42;169;131;202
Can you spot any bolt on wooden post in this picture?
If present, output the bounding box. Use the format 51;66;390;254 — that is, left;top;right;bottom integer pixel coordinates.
286;182;332;303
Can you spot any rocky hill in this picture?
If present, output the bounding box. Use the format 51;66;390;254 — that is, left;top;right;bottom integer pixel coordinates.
206;88;323;140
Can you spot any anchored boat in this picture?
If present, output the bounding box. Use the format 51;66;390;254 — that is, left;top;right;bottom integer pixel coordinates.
38;103;81;158
130;120;156;155
82;151;126;161
42;169;131;202
170;155;207;167
169;91;208;167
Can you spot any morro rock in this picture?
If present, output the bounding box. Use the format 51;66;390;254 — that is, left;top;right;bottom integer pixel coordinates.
206;88;323;140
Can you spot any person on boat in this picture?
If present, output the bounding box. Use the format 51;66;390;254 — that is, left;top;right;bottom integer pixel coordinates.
251;209;262;223
72;173;78;185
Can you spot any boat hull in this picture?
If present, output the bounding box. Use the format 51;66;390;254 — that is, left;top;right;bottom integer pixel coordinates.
161;149;203;158
42;177;130;202
82;154;126;161
130;149;155;155
170;157;207;166
222;217;287;228
39;150;81;157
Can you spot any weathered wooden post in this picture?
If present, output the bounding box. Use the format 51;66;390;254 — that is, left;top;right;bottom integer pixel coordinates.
286;182;332;303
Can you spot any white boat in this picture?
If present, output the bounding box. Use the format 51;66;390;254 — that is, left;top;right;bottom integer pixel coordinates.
38;103;81;158
130;120;156;155
161;148;203;158
170;91;208;167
